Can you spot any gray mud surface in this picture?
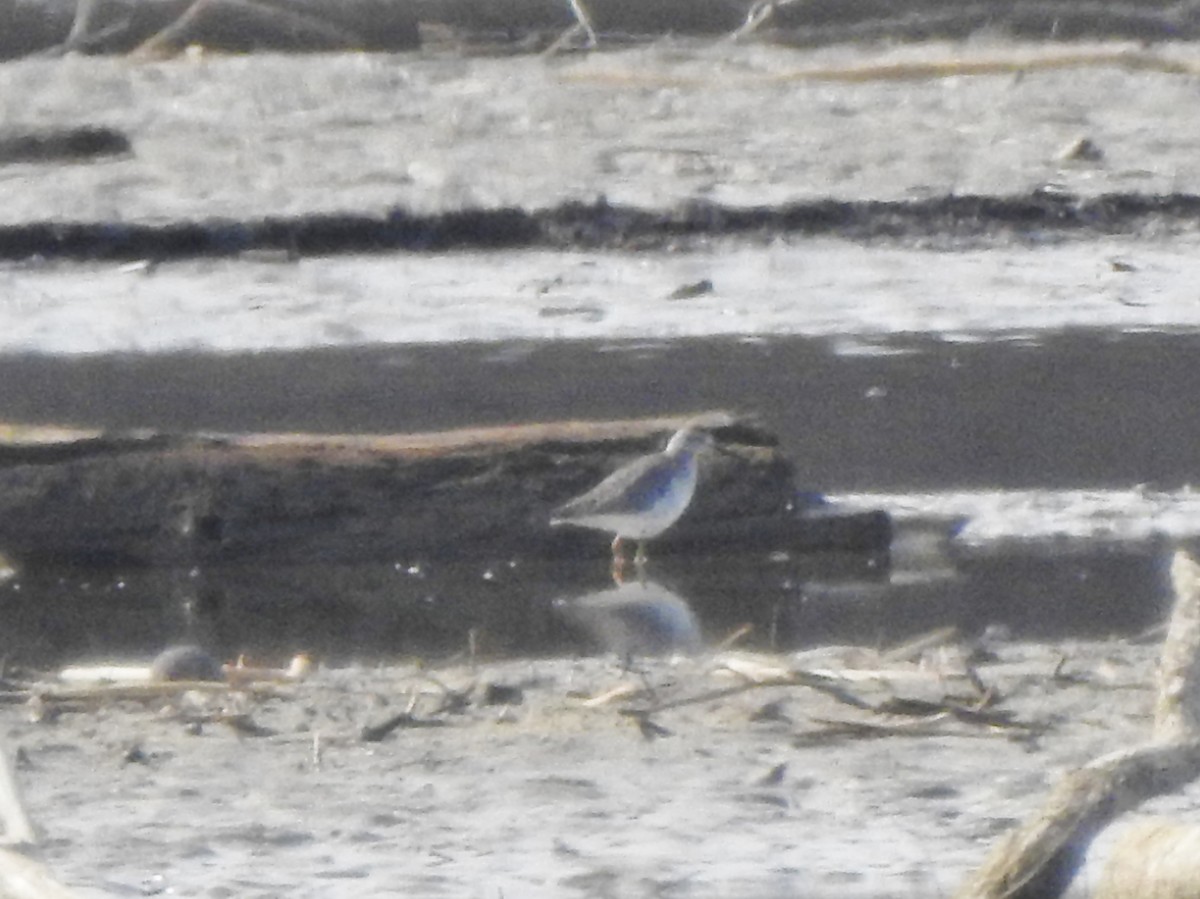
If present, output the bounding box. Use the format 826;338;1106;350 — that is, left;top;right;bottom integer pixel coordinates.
5;41;1200;223
5;43;1200;348
5;640;1184;898
4;35;1200;899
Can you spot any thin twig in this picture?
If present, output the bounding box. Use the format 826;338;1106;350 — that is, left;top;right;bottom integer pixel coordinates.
569;47;1200;89
131;0;364;58
630;669;875;718
0;744;36;847
129;0;212;56
217;0;365;46
566;0;598;46
881;625;960;664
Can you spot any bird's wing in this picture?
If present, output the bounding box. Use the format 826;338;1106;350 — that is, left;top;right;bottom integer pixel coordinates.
555;453;682;519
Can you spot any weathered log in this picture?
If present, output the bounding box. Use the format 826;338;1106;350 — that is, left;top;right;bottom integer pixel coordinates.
0;415;889;569
1087;816;1200;899
958;740;1200;899
1155;549;1200;740
957;549;1200;899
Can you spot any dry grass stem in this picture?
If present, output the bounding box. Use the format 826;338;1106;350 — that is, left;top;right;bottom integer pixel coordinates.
571;46;1200;89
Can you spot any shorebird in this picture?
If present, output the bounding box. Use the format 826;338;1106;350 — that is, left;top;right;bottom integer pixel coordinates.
550;425;714;571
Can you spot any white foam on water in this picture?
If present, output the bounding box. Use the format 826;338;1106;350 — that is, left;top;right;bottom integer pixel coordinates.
836;487;1200;546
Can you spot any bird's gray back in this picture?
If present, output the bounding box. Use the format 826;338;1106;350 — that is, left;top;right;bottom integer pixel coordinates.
555;452;689;520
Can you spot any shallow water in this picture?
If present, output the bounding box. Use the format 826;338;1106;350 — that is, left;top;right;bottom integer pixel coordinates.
7;327;1200;491
1;328;1194;666
7;41;1200;898
0;503;1174;669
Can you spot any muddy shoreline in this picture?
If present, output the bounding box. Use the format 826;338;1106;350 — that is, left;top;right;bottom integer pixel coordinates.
6;42;1200;224
5;32;1200;899
2;637;1179;898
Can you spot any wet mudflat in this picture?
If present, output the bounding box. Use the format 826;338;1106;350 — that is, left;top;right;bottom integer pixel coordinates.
6;236;1200;353
3;636;1181;899
5;41;1200;223
3;32;1200;899
0;363;1189;899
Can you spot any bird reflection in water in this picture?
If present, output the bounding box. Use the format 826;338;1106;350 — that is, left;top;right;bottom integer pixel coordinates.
555;578;702;662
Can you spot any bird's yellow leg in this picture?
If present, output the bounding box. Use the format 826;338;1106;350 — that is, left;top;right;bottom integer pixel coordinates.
610;560;627;585
610;536;629;584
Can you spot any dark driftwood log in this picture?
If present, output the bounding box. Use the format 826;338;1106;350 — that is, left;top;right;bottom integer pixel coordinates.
956;549;1200;899
0;126;131;165
0;415;889;569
